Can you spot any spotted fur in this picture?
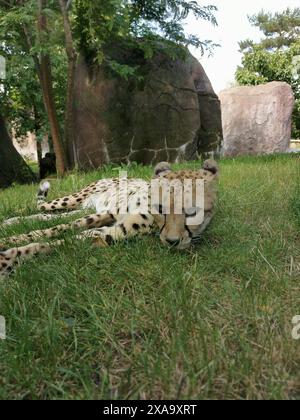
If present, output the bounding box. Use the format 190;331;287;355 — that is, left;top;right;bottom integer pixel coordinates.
0;160;219;277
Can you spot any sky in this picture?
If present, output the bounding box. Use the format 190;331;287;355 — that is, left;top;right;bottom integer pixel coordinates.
187;0;300;94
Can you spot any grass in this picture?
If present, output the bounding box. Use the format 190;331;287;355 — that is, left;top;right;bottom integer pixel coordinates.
0;154;300;400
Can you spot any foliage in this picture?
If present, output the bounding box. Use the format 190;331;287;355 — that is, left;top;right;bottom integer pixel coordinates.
73;0;219;76
239;8;300;52
236;8;300;138
0;0;67;143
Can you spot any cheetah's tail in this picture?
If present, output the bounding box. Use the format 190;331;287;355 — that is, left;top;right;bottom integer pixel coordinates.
37;181;51;208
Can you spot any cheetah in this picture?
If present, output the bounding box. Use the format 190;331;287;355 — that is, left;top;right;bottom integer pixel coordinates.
0;160;219;277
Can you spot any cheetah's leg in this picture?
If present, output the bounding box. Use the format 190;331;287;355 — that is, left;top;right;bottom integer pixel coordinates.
0;215;154;278
78;214;155;245
0;223;112;278
0;214;116;246
0;231;110;278
1;211;83;227
0;240;64;277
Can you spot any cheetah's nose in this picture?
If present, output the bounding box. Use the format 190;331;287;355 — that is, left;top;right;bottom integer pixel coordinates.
166;239;180;247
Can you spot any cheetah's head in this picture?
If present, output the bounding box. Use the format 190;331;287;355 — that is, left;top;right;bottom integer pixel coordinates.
151;160;219;250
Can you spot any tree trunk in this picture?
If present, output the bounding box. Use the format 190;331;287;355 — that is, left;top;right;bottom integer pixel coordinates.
59;0;77;168
33;102;43;166
37;0;67;176
39;53;67;176
0;113;36;189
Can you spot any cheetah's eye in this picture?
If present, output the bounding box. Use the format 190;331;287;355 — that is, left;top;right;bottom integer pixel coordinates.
185;207;198;217
185;207;204;226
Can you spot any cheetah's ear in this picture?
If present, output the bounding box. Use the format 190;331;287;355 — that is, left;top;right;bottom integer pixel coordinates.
202;159;219;175
154;162;171;176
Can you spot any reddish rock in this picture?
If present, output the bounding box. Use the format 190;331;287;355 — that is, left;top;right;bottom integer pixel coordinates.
220;82;294;157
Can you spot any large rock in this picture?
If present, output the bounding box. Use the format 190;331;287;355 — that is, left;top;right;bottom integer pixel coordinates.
72;51;222;168
220;82;294;157
12;131;49;162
